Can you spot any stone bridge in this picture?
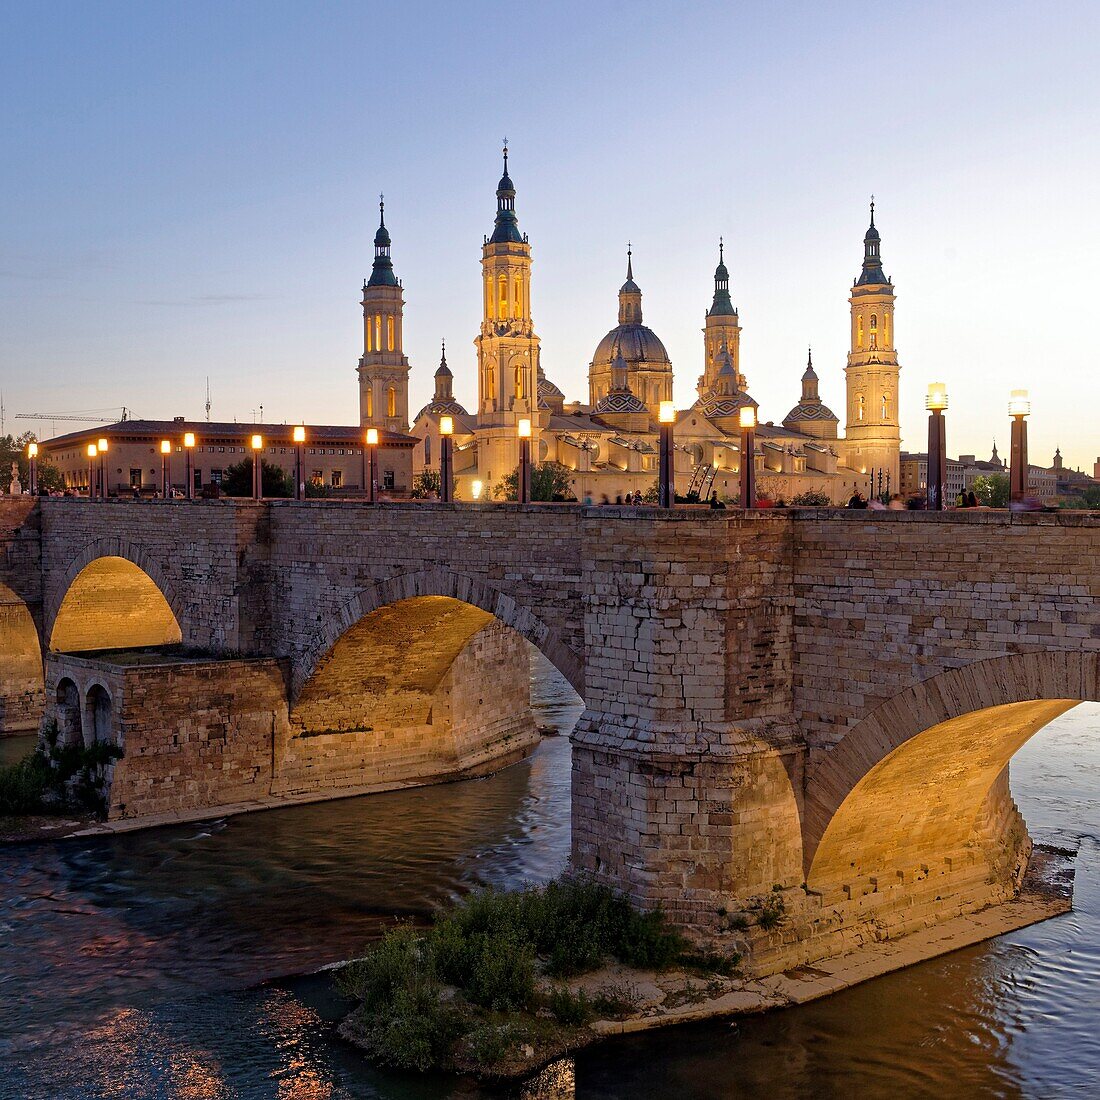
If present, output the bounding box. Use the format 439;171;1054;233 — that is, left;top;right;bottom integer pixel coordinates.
1;498;1096;973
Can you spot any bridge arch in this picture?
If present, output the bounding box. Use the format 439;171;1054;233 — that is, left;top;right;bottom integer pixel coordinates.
293;567;584;701
49;541;184;653
802;651;1099;886
0;580;45;732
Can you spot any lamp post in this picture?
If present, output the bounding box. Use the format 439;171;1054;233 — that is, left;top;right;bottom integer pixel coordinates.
658;401;675;508
739;405;757;509
1008;389;1030;499
27;442;38;495
293;426;305;500
183;432;196;500
439;416;453;503
95;438;109;499
517;418;532;504
926;382;948;510
160;440;171;499
365;427;379;503
86;443;98;498
251;434;263;500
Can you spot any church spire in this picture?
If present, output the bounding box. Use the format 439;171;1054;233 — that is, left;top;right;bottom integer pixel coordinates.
801;347;820;401
618;243;642;324
367;194;398;287
708;236;736;317
855;196;889;287
489;139;524;245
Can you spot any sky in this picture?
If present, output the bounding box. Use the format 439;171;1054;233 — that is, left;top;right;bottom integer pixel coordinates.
1;1;1097;470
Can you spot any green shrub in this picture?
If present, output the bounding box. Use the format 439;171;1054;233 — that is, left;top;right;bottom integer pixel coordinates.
461;1020;518;1067
592;980;643;1020
0;751;53;815
678;949;742;977
460;931;536;1012
758;889;786;931
546;986;594;1027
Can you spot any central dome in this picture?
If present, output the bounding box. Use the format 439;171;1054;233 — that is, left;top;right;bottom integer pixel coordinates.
591;323;671;370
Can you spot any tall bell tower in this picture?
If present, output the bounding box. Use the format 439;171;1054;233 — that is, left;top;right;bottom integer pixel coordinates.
701;239;743;396
359;197;410;432
844;200;900;487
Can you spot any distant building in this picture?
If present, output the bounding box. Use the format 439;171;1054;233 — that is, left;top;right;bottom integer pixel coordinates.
41;419;414;496
899;452;966;501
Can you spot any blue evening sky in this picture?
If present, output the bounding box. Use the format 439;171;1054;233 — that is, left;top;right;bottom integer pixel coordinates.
1;1;1096;468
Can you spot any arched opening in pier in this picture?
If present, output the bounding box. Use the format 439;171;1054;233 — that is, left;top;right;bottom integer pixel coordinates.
85;684;114;746
50;557;182;654
55;678;82;748
0;581;44;733
803;654;1098;897
287;592;583;793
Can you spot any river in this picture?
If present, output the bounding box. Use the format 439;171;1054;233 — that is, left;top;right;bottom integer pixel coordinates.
1;658;1097;1099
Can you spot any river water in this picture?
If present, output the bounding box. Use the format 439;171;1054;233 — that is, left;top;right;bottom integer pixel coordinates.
2;660;1098;1099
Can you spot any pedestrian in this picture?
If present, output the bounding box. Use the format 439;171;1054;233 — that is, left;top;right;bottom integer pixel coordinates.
887;494;905;510
967;490;979;508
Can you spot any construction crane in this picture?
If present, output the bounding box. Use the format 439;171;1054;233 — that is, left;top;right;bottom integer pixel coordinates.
14;407;132;440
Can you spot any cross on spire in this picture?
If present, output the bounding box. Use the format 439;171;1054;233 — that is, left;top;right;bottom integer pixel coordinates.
870;194;875;226
719;236;724;263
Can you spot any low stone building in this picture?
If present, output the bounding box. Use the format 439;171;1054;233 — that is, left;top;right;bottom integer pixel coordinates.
41;418;415;496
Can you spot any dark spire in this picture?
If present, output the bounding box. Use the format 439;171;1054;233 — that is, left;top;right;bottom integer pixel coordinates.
708;237;736;317
489;138;524;245
801;347;820;401
435;339;451;377
367;193;398;287
618;244;643;324
855;196;889;287
434;340;453;400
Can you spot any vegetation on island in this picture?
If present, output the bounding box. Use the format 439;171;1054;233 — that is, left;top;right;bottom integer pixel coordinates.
0;720;121;817
336;879;739;1078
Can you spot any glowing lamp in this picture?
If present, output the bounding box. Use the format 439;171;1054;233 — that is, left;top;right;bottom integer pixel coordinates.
439;416;454;436
86;443;98;458
472;480;483;500
183;432;196;448
293;425;306;444
1008;389;1031;418
658;401;675;424
365;427;379;446
97;437;108;453
251;434;263;451
518;417;532;439
27;442;38;458
739;405;756;429
925;382;948;412
160;440;171;455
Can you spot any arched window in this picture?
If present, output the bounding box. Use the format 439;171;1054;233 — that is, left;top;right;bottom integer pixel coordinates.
857;315;864;349
366;318;373;352
515;364;524;399
487;367;496;402
387;316;395;351
513;276;522;319
485;278;493;319
881;394;889;420
374;315;381;352
498;274;507;318
365;387;373;419
869;314;878;349
424;435;431;464
884;313;891;346
386;386;397;418
857;394;865;421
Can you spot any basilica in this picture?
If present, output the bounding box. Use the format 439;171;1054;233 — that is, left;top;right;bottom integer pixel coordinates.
358;148;901;504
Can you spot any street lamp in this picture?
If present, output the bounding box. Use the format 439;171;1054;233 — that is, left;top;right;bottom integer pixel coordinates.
1008;389;1031;499
251;434;263;500
439;416;454;503
517;417;532;504
925;382;948;510
739;405;756;509
27;442;38;495
160;440;172;499
365;427;379;503
86;443;98;499
658;401;675;508
293;426;306;500
183;432;196;500
97;438;109;499
471;479;483;501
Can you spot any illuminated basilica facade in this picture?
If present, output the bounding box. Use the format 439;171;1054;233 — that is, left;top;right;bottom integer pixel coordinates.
362;149;900;503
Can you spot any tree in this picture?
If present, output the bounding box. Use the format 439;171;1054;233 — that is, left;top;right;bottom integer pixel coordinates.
0;431;65;494
219;457;293;498
411;470;441;499
492;461;575;502
971;473;1009;508
790;490;832;507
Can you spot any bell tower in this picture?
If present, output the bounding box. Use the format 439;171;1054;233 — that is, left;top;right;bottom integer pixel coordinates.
475;142;540;427
701;239;743;396
359;197;410;432
844;200;900;487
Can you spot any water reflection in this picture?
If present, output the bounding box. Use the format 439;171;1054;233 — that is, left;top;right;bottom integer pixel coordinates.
1;666;1097;1098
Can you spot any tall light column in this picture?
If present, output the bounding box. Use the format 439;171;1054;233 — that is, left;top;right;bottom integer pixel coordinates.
293;426;305;500
739;405;757;509
926;382;948;510
183;433;196;500
365;427;379;503
86;443;98;499
27;442;38;495
439;416;453;503
658;401;675;508
251;434;263;500
1008;390;1030;499
97;438;109;499
160;440;171;499
518;418;532;504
